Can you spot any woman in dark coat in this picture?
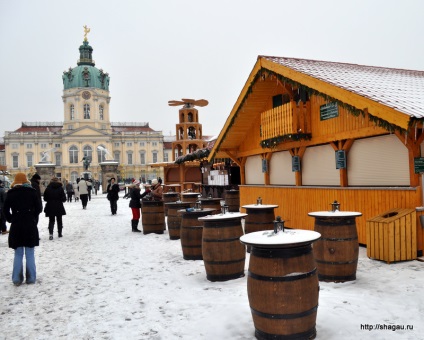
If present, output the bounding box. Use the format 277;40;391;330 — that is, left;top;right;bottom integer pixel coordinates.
129;181;142;232
43;177;66;240
3;172;42;285
107;177;120;215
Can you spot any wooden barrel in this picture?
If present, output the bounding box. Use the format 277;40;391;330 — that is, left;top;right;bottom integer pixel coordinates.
180;208;215;260
312;215;359;282
200;214;246;282
181;192;200;204
244;206;276;234
165;202;192;240
198;198;222;214
247;244;319;339
225;190;240;212
141;201;165;235
163;192;180;216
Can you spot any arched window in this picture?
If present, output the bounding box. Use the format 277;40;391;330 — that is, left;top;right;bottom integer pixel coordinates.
97;144;107;163
69;145;78;164
84;104;90;119
99;105;104;120
70;104;75;120
83;145;93;161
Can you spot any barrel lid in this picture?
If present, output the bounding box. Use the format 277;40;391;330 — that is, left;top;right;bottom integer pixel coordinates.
198;212;248;221
181;192;201;196
242;204;279;209
165;201;191;206
240;229;321;248
198;197;222;202
308;211;362;217
178;208;215;214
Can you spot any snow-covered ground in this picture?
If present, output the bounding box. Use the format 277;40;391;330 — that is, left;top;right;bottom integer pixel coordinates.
0;192;423;340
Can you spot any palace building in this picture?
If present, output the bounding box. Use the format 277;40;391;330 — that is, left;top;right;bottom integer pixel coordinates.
3;33;165;184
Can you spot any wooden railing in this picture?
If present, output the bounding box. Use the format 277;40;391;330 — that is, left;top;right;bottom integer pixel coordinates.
260;102;293;139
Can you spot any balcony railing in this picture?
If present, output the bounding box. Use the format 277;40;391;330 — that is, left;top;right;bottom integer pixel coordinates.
260;102;311;148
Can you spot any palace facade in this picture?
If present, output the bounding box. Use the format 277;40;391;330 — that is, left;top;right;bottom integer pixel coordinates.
3;35;165;184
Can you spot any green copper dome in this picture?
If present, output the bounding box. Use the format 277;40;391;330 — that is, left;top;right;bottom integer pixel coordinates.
62;40;110;90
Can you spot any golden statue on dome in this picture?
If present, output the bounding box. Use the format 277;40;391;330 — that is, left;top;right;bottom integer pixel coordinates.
83;25;91;42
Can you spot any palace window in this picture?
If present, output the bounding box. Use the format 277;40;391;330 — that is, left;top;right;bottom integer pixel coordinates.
12;155;19;168
55;143;61;148
11;143;18;149
114;142;120;147
26;154;33;167
26;143;32;149
84;104;90;119
97;145;107;163
127;153;133;165
70;104;75;120
69;146;78;164
163;152;169;162
152;151;158;163
40;143;47;149
55;153;61;166
99;105;104;120
83;145;93;161
114;152;120;162
139;142;145;147
140;152;146;165
152;141;158;147
126;142;132;147
71;171;78;183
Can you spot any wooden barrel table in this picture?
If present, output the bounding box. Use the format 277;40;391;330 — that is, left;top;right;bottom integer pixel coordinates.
225;189;240;212
242;204;279;234
163;192;180;216
198;212;247;282
308;211;362;282
240;229;321;340
198;197;222;214
179;208;215;260
181;192;200;204
141;200;165;235
165;202;193;240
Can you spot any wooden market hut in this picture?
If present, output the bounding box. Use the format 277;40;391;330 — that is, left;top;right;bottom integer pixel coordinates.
208;55;424;258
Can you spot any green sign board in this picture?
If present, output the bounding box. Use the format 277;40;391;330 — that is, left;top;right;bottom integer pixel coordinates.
414;157;424;173
292;156;300;172
320;102;339;121
335;150;346;169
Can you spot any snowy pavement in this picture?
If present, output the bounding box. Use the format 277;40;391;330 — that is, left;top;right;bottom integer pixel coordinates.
0;193;423;340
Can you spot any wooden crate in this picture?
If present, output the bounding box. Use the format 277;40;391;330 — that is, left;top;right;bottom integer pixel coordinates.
366;208;416;263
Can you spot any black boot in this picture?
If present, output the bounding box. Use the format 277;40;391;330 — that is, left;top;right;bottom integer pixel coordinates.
58;226;63;238
132;220;141;233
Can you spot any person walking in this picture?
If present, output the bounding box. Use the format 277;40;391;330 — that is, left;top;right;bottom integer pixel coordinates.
65;181;74;202
78;177;89;209
129;180;142;232
87;179;93;201
3;173;42;285
43;177;67;240
107;177;120;215
73;180;80;202
30;173;43;227
0;179;9;234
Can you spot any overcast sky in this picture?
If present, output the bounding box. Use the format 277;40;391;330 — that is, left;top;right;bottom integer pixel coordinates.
1;0;424;139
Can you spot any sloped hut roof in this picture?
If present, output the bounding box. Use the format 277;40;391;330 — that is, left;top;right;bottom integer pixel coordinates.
209;56;424;160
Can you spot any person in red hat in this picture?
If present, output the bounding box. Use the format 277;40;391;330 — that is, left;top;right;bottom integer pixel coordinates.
3;172;42;285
